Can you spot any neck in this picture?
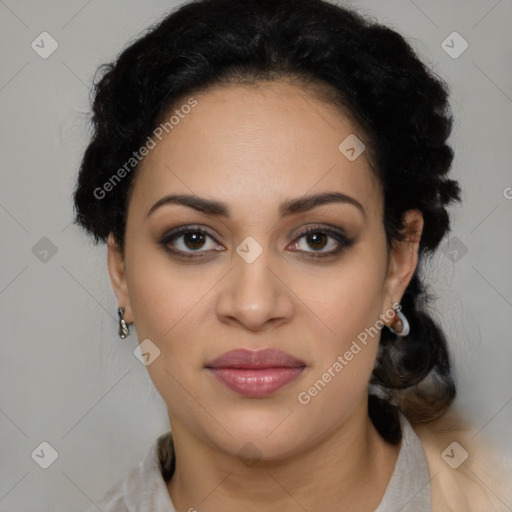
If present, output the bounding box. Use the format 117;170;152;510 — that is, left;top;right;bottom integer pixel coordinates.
166;402;401;512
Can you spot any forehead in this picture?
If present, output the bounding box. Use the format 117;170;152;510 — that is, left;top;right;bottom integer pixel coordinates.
130;80;382;221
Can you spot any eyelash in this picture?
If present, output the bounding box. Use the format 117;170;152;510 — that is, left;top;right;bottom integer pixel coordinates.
158;225;355;261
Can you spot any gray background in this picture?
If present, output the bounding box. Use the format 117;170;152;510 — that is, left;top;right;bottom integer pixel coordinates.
0;0;511;510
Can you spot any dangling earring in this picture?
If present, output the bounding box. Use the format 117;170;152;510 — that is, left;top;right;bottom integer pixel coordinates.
117;307;130;339
387;307;410;337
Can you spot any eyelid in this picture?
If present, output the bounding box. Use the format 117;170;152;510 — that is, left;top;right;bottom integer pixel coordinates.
289;225;353;256
157;222;355;260
160;223;347;243
292;223;349;239
159;225;223;249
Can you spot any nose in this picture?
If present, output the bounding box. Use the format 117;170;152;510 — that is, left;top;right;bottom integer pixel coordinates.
215;246;294;332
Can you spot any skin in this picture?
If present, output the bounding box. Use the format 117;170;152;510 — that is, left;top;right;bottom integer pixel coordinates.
107;79;424;512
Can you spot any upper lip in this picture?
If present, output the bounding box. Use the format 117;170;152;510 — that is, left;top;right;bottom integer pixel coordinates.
205;348;306;369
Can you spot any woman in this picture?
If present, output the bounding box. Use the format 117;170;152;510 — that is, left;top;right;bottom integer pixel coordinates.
74;0;511;510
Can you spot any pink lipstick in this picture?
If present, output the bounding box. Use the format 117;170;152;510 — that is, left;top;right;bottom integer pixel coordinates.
205;348;306;397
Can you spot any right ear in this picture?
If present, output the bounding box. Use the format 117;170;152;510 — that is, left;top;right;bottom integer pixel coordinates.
107;232;133;323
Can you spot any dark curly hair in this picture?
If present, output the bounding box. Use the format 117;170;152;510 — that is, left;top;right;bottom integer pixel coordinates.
73;0;462;444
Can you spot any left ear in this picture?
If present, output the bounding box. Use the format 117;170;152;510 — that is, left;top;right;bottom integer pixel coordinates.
383;209;424;308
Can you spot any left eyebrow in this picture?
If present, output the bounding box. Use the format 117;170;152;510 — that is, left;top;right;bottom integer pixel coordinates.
279;191;366;219
146;191;366;219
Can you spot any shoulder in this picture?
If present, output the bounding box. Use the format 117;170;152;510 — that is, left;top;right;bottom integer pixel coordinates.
85;432;175;512
411;409;512;512
84;460;142;512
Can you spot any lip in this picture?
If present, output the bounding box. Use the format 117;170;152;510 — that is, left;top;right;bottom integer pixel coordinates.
205;349;306;397
206;348;305;369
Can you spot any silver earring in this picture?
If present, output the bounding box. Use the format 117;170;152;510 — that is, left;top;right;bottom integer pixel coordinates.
117;307;130;339
388;308;410;337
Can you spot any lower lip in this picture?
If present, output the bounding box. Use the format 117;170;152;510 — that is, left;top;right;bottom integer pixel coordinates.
207;367;305;397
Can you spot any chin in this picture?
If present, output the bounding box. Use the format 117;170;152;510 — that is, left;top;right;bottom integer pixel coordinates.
224;433;305;465
203;409;309;460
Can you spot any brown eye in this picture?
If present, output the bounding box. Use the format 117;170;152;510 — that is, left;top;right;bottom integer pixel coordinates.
181;232;207;250
289;226;354;258
304;232;329;251
159;226;224;258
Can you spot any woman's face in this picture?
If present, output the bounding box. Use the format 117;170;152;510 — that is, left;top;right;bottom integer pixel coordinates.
108;80;422;459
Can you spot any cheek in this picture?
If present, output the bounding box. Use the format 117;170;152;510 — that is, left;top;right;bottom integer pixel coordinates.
296;294;382;427
123;244;217;390
294;242;387;406
298;241;388;348
124;250;209;417
124;240;207;340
